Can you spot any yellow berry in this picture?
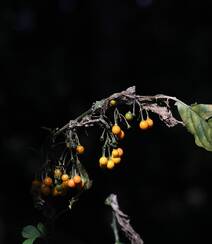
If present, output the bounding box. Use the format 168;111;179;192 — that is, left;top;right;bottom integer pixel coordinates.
112;149;119;158
112;125;121;135
107;159;115;169
110;99;117;106
146;118;153;127
125;111;133;121
54;169;62;178
112;157;121;164
139;120;149;130
99;156;108;166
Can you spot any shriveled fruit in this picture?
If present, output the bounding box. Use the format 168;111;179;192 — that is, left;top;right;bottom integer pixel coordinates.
139;120;149;130
43;177;53;186
112;124;121;135
76;145;85;154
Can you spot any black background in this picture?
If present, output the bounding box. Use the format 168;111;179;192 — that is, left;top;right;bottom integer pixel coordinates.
1;0;212;243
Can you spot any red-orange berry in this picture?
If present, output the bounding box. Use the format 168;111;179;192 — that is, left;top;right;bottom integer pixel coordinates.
43;177;53;186
67;179;76;188
73;175;81;184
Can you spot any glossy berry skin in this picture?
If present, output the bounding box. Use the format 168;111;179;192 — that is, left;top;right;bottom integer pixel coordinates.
112;157;121;164
76;145;85;154
99;156;108;166
146;118;153;127
110;99;117;106
118;130;125;140
43;177;53;186
117;148;124;157
112;149;119;158
125;111;133;121
67;179;76;188
107;159;115;169
61;174;69;181
139;120;149;130
73;175;81;184
112;125;121;135
54;169;62;178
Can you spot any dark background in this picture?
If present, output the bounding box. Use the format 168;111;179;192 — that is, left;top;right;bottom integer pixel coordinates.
1;0;212;243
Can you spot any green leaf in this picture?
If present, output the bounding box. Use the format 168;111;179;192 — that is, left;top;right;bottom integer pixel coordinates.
191;104;212;120
37;222;46;236
23;238;37;244
22;225;41;239
176;102;212;151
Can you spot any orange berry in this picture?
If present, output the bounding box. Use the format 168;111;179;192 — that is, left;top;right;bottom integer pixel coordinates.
41;184;51;196
118;130;125;140
112;157;121;164
146;118;153;127
112;149;119;158
107;159;115;169
139;120;149;130
112;124;121;135
43;177;53;186
61;174;69;181
62;181;69;189
73;175;81;184
99;156;108;166
67;179;76;188
54;168;62;178
117;148;124;157
76;145;85;154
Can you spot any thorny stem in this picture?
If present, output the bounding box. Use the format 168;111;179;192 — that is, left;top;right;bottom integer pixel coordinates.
53;86;185;138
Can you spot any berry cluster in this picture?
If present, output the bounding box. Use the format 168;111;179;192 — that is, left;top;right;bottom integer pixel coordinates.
31;168;84;198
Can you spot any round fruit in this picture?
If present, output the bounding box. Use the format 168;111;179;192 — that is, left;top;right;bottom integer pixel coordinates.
61;174;69;181
118;130;125;140
76;145;85;154
41;184;51;196
107;159;115;169
112;125;121;135
110;99;117;106
146;118;153;127
112;149;119;158
139;120;149;130
62;181;69;189
117;147;124;157
43;177;53;186
73;175;81;184
54;168;62;178
99;156;108;166
125;111;133;121
67;179;76;188
112;157;121;164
